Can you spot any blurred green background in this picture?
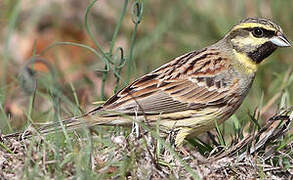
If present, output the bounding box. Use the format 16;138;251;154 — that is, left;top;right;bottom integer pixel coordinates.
0;0;293;178
0;0;292;134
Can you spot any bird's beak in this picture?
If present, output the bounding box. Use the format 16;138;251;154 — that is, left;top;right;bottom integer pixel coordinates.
270;32;291;47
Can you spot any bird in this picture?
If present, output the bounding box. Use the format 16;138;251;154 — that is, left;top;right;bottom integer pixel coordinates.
4;17;291;146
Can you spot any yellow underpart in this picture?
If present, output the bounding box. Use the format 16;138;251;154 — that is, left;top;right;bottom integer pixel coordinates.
175;127;193;146
158;108;219;124
233;49;257;73
232;23;276;32
159;110;197;119
147;107;222;146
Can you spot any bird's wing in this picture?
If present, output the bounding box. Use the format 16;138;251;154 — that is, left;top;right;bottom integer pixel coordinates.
94;48;237;115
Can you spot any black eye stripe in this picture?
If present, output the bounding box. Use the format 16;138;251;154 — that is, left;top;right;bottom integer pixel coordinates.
244;27;275;37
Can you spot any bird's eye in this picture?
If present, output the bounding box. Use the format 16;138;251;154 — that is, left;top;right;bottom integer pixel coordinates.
252;28;264;38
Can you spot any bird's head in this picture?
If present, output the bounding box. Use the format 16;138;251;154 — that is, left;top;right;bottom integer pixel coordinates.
225;17;291;64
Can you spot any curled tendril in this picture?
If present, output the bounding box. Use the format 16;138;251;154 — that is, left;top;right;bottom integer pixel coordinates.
40;41;111;73
115;47;126;69
114;47;126;93
19;57;56;95
131;1;143;24
19;66;36;95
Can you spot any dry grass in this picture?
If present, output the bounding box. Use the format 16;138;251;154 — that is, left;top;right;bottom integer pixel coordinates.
1;109;292;179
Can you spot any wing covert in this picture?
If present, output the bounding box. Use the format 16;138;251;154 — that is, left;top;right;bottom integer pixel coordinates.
100;48;234;115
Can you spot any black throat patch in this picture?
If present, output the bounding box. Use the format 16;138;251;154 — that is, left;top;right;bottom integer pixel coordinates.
247;42;277;63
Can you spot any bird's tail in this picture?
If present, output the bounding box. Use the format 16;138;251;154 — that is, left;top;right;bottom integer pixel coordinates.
2;111;124;140
2;114;85;139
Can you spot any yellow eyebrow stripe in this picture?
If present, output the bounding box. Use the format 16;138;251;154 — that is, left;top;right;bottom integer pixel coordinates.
232;23;276;32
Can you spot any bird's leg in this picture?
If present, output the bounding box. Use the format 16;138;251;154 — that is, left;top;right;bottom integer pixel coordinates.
166;128;191;156
174;127;192;146
175;128;193;156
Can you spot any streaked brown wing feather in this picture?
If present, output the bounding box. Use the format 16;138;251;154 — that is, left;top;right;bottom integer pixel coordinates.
97;48;234;115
